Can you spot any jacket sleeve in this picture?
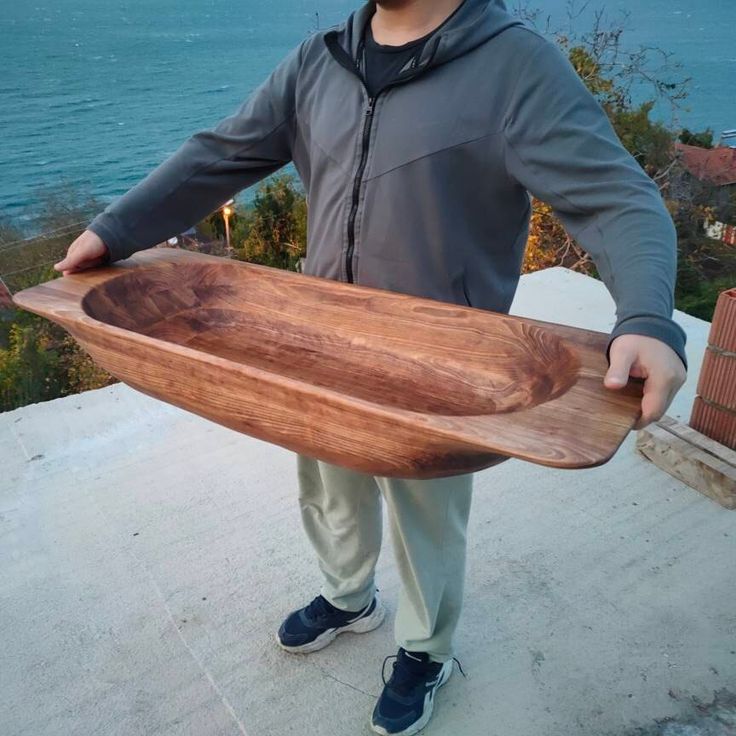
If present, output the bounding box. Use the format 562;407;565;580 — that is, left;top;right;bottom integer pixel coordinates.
502;34;688;369
87;42;304;263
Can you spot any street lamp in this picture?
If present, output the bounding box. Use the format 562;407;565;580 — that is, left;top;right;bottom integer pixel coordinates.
222;199;234;257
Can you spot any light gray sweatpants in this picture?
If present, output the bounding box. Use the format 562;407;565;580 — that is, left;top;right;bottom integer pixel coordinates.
296;454;474;663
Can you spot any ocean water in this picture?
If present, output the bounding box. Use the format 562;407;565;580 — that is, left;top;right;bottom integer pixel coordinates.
1;0;734;224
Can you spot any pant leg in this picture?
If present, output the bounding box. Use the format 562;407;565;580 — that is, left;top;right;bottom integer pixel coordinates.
375;472;474;663
297;453;383;612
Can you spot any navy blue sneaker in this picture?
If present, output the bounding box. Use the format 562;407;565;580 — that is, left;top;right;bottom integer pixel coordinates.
277;594;385;653
371;648;460;736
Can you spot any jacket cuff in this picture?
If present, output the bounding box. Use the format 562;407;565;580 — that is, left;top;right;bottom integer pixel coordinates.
87;213;140;264
606;315;688;371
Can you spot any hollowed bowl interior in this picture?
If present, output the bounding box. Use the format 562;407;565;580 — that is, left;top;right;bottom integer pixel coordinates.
82;262;580;416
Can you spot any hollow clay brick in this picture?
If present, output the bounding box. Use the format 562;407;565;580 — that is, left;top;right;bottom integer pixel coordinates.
690;396;736;450
707;288;736;353
697;347;736;411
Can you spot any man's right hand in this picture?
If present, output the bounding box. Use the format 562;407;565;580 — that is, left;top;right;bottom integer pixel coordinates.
54;230;110;276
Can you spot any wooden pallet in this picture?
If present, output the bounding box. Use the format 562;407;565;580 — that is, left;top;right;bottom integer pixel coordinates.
637;415;736;509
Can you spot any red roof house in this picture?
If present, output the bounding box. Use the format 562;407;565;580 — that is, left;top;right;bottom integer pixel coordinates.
675;142;736;186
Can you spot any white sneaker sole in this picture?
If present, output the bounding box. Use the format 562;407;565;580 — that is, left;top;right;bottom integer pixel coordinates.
371;660;453;736
277;597;387;654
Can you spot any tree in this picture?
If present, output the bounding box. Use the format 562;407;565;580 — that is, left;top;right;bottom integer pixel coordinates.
523;199;594;275
609;100;676;176
235;175;307;271
0;321;62;410
515;2;728;321
679;128;714;149
1;198;115;412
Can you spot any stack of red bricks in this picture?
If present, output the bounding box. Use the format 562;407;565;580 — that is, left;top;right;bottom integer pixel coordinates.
691;288;736;448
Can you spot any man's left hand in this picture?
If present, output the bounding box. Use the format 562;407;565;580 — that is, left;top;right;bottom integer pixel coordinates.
603;334;687;430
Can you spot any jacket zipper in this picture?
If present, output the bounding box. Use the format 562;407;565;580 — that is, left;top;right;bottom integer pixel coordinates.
345;95;375;283
324;32;441;283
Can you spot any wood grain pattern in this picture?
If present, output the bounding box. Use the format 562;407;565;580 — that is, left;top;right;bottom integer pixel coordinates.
12;249;644;478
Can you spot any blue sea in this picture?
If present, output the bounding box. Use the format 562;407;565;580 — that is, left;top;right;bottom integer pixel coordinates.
1;0;734;225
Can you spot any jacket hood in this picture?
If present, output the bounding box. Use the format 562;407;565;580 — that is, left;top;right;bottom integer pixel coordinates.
327;0;525;71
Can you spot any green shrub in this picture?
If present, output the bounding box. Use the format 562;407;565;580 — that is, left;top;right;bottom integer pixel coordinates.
234;175;307;271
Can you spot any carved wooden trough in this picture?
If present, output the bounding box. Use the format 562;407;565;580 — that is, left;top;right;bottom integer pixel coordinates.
12;248;643;478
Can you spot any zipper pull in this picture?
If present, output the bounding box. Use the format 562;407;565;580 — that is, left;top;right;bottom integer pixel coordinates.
366;97;375;115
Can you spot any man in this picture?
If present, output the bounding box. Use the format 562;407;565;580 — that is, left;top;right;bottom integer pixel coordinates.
55;0;687;733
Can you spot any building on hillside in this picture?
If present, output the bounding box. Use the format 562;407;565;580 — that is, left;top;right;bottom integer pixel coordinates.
720;129;736;148
675;141;736;187
672;139;736;238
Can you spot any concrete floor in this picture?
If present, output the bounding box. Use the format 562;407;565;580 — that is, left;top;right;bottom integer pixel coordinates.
1;267;734;736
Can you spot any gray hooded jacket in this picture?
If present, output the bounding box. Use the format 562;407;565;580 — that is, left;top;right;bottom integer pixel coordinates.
88;0;688;367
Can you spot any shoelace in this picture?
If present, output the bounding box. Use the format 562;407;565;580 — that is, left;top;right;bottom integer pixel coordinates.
304;590;379;623
304;594;337;622
381;649;467;696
